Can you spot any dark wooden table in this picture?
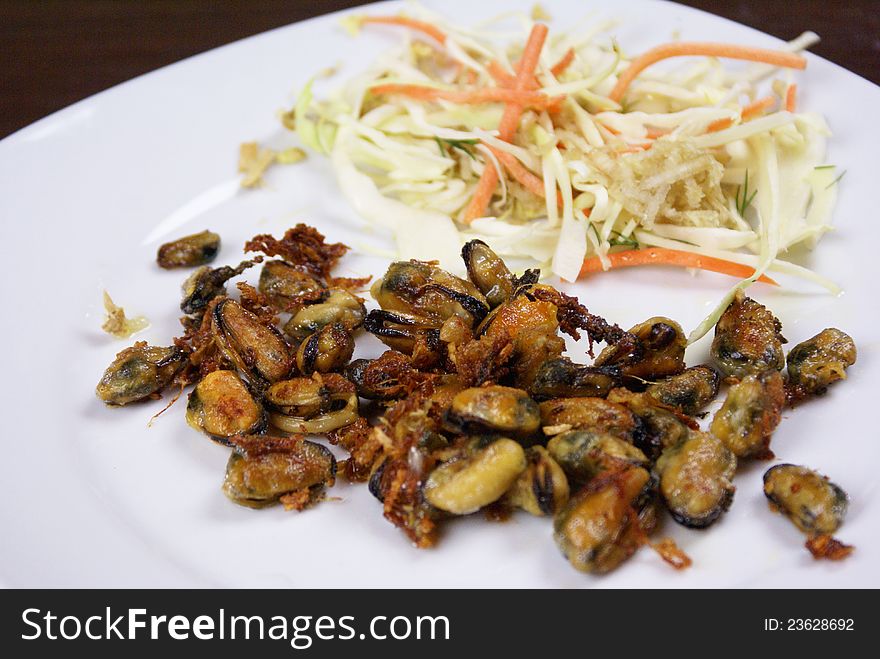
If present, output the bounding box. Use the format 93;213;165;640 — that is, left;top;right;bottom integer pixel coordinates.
2;0;877;139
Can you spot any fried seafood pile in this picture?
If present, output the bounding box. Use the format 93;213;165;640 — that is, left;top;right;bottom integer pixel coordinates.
96;226;858;574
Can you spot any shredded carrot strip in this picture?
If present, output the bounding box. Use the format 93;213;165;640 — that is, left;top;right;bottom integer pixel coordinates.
550;47;576;77
361;15;447;44
487;60;540;90
610;42;807;102
645;126;670;139
580;247;779;285
706;117;734;133
785;83;797;112
741;95;776;119
486;145;563;207
464;24;548;222
487;60;515;86
370;84;556;109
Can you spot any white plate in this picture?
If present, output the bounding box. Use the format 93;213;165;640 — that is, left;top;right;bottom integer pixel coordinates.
2;0;878;588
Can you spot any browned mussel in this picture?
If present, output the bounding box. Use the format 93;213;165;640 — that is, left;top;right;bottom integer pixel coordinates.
212;298;293;386
594;316;687;381
423;438;527;515
763;464;853;560
284;289;365;344
180;259;260;315
539;397;643;443
654;431;736;529
530;358;621;399
371;260;488;326
157;230;221;269
548;429;649;483
96;342;188;405
645;365;720;415
258;260;327;311
295;323;355;374
186;370;267;442
223;435;336;509
763;464;848;535
461;238;538;308
711;290;785;379
785;328;856;405
710;369;784;459
504;446;570;516
265;374;358;434
553;465;658;574
443;386;541;440
606;388;696;460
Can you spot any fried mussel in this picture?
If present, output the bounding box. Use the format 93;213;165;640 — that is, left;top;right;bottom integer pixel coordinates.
763;464;853;560
157;230;221;269
98;228;859;575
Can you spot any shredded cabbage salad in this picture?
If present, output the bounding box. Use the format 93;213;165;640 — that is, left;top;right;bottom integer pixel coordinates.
283;3;842;342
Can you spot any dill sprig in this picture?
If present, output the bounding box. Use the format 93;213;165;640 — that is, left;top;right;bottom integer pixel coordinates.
589;223;640;249
434;136;478;159
736;169;758;217
826;169;847;189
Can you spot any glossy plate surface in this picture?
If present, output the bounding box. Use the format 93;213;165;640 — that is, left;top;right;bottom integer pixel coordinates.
1;0;877;587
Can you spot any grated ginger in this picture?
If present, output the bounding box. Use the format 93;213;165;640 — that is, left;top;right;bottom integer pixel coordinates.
585;137;734;229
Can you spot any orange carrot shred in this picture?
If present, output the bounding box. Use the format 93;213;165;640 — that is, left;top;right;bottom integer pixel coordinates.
463;23;549;223
610;42;807;102
486;60;541;90
645;126;670;139
741;95;776;119
486;145;563;207
706;117;734;133
550;47;576;77
785;83;797;112
361;15;447;44
580;247;779;285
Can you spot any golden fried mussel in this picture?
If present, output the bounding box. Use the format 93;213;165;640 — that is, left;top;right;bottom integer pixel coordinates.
186;370;266;441
461;239;533;308
363;309;442;357
295;323;355;374
345;351;422;401
654;431;736;529
606;388;695;460
548;429;649;483
283;289;365;344
710;369;784;459
96;342;188;405
645;365;721;415
763;464;848;535
539;397;643;442
212;298;292;386
259;260;327;310
423;438;526;515
553;465;657;574
786;328;857;402
222;435;336;509
443;386;541;440
530;358;621;400
157;230;221;269
594;316;686;380
504;446;570;516
711;290;785;379
266;375;358;434
180;259;257;315
371;260;488;326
